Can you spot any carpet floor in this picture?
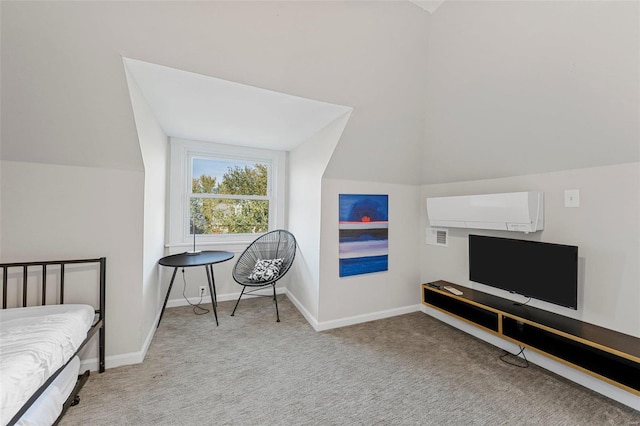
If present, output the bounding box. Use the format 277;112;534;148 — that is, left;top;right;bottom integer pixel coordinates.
60;296;640;425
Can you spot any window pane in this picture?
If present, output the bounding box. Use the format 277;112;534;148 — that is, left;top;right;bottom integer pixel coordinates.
190;197;269;235
192;158;268;196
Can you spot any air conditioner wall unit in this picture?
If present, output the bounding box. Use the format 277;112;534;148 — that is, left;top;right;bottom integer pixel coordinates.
426;191;544;233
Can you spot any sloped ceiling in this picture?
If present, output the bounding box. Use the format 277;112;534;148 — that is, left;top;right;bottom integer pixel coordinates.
123;58;352;151
0;1;429;184
423;1;639;184
1;1;638;185
410;1;446;14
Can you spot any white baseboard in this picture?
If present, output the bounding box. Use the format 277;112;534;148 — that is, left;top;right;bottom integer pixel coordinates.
141;308;162;360
80;308;167;372
89;289;639;411
420;305;640;411
80;348;145;372
166;287;286;308
284;289;421;332
284;289;319;330
315;304;422;332
286;291;421;331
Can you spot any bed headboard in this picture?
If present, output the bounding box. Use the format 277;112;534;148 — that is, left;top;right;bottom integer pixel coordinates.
1;258;107;424
0;257;106;373
0;257;105;312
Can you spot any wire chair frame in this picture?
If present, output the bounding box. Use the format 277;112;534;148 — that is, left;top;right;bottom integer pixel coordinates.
231;229;297;322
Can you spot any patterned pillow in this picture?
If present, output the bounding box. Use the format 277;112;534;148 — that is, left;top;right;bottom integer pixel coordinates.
248;258;284;282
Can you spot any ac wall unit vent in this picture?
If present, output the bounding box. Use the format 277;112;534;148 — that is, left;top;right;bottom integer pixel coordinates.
426;191;544;233
426;227;448;247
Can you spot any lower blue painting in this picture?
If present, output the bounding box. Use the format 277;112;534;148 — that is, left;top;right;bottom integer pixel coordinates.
338;194;388;277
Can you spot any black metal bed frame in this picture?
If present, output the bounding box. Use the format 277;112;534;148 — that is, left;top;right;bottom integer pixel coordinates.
0;257;106;426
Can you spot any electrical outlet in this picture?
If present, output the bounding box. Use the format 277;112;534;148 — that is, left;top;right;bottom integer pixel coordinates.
199;286;207;297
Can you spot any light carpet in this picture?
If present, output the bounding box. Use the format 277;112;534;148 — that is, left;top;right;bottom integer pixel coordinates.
60;296;640;425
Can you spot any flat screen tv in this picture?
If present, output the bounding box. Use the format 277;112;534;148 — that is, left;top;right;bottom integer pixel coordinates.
469;235;578;309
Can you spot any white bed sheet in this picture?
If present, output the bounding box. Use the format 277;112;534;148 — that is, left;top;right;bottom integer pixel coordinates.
0;305;94;426
15;356;80;426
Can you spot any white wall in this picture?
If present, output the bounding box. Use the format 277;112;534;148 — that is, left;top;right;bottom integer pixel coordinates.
1;2;432;358
1;2;143;172
423;0;639;185
320;2;430;185
420;162;640;338
419;163;640;409
124;63;168;345
1;1;431;185
418;1;639;407
0;161;145;360
318;179;421;328
287;113;352;322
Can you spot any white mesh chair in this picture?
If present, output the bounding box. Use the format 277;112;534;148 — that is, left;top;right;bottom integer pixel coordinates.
230;230;297;322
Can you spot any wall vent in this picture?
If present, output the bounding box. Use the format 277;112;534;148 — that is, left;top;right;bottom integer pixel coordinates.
426;227;448;247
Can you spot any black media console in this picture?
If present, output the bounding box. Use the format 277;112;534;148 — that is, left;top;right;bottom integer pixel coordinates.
422;281;640;396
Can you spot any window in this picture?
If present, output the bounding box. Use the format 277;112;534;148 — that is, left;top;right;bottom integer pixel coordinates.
169;138;285;247
190;156;270;234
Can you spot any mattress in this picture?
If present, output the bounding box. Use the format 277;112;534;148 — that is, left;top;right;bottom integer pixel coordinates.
0;304;94;426
15;356;81;426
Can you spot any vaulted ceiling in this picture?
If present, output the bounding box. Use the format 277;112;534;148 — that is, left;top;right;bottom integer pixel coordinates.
124;58;352;152
2;1;638;185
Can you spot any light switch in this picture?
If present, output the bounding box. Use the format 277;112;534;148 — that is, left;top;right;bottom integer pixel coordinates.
564;189;580;208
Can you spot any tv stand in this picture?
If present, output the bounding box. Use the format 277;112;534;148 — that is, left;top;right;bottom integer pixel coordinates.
422;281;640;396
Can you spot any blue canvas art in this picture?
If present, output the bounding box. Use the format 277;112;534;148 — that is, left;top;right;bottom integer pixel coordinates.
339;194;389;277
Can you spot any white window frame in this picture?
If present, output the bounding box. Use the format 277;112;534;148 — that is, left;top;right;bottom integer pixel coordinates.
168;138;286;248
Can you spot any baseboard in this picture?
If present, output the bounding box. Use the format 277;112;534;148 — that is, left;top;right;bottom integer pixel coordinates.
141;309;162;360
420;305;640;411
81;289;288;372
81;292;418;373
315;304;422;332
284;289;319;330
166;287;286;308
280;290;422;333
80;308;165;372
80;348;145;372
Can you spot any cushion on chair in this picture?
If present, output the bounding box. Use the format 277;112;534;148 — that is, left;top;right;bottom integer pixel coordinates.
248;258;284;282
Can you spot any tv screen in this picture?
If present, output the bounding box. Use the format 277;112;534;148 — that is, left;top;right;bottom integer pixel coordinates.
469;235;578;309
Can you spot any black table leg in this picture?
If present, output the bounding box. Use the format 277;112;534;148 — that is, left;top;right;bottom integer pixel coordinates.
208;264;218;307
205;265;219;326
158;267;178;327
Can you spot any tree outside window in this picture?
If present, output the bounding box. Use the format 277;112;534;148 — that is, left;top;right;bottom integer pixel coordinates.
190;159;270;235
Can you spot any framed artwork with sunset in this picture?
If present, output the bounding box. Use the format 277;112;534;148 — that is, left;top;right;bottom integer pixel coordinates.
338;194;389;277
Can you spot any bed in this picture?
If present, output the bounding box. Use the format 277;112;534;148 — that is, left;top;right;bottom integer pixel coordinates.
0;258;106;426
